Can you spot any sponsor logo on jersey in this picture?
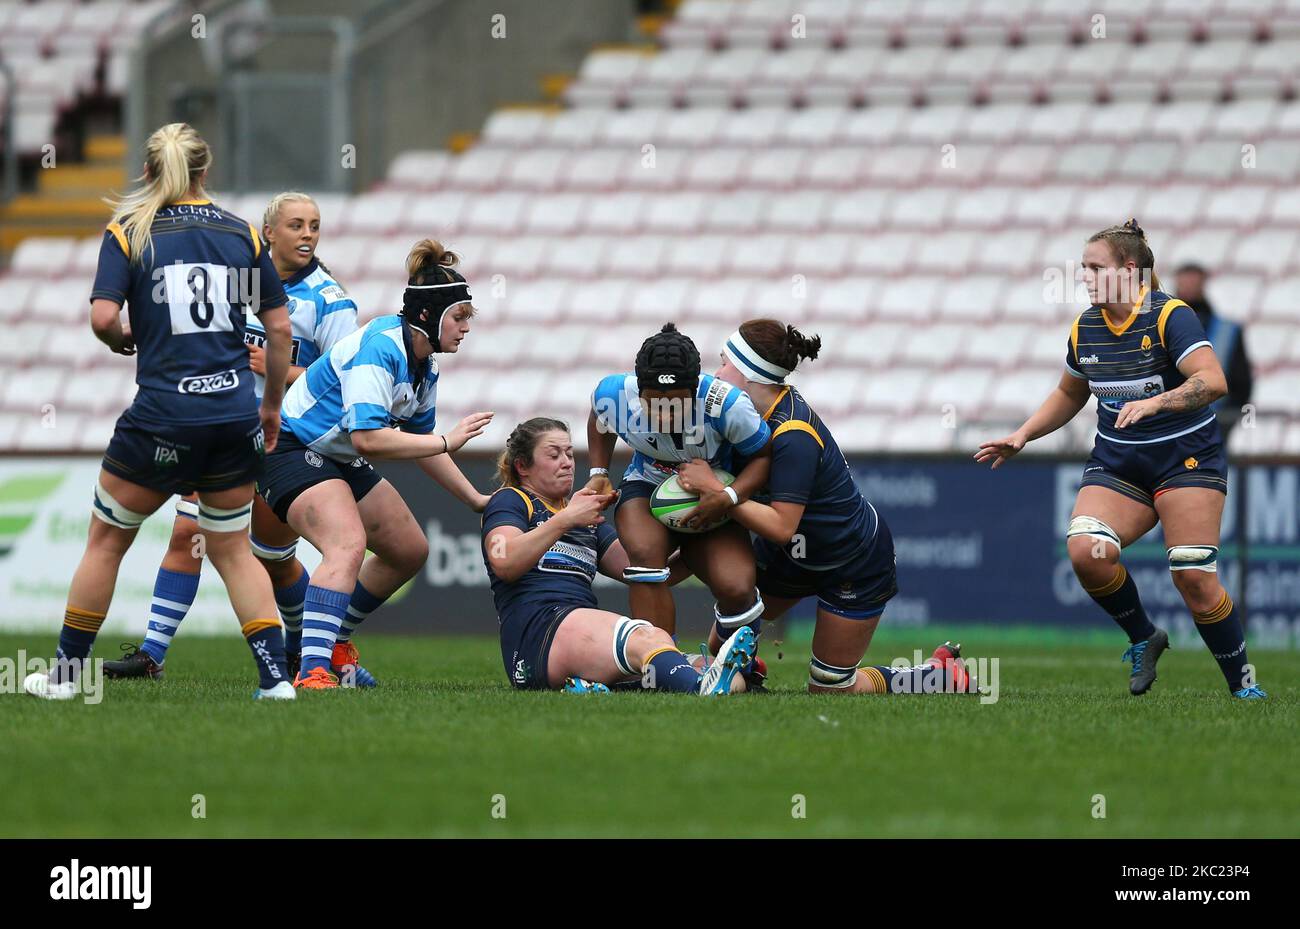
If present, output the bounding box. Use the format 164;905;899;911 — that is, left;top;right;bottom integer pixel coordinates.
704;379;730;418
537;538;598;578
177;370;238;394
1079;354;1101;364
320;284;349;303
1090;375;1165;405
243;330;301;365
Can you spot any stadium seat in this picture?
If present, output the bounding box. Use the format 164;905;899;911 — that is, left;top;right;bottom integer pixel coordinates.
2;0;1297;453
10;237;78;275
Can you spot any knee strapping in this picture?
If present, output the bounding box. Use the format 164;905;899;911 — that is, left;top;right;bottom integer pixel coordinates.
714;591;764;630
198;502;253;533
251;534;298;562
175;498;199;521
1067;515;1122;552
1169;544;1218;573
91;481;148;529
612;616;653;676
623;566;670;584
809;654;858;689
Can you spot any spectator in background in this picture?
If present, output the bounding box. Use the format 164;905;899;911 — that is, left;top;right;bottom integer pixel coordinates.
1175;262;1253;440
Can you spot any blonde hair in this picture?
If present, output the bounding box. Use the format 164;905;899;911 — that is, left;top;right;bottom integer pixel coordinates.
262;191;318;231
1087;219;1162;293
106;123;212;262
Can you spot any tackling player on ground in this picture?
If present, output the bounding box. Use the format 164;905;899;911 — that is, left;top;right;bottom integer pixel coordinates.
679;319;973;695
24;123;297;700
104;191;363;684
977;220;1265;700
482;418;753;694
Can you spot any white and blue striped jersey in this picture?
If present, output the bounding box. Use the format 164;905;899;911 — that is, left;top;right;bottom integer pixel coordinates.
592;372;770;486
244;257;357;399
281;315;437;462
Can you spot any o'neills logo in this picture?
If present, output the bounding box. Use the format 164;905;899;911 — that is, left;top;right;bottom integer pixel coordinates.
50;859;151;909
178;370;238;394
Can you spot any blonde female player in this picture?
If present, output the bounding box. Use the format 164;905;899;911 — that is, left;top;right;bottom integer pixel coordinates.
976;220;1265;700
678;319;972;695
24;123;297;700
105;191;362;683
262;240;493;689
482;417;753;694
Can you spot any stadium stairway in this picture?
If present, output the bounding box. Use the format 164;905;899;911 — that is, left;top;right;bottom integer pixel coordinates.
0;133;123;256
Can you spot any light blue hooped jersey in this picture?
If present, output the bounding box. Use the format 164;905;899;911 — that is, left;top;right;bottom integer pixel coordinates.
591;372;770;485
281;315;437;462
244;256;357;399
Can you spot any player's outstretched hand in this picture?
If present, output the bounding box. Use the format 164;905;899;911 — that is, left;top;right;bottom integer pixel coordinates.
974;432;1026;469
563;487;616;528
445;411;494;452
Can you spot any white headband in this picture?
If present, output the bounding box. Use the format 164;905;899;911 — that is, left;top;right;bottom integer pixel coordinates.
723;330;791;385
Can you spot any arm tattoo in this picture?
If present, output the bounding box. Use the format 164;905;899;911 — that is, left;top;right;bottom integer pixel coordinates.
1155;373;1213;414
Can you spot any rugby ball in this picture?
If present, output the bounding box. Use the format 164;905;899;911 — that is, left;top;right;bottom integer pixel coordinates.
650;468;736;534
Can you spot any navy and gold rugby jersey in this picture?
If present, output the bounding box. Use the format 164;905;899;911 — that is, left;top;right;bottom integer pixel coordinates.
1065;290;1215;445
481;487;619;618
90;199;288;426
756;386;878;571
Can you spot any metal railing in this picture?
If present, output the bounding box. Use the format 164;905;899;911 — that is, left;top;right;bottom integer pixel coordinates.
0;56;16;204
217;16;356;193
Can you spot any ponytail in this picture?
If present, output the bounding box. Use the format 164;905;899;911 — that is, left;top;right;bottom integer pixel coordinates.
737;318;822;374
407;238;460;284
105;123;212;263
1088;218;1162;293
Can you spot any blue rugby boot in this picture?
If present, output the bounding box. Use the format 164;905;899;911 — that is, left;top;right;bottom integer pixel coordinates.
331;641;377;688
563;677;611;694
1232;685;1267;700
698;625;756;696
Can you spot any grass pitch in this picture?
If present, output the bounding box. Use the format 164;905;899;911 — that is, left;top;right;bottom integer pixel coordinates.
1;627;1296;838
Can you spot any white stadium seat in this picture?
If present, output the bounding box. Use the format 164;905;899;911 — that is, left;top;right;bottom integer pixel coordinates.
2;0;1298;452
